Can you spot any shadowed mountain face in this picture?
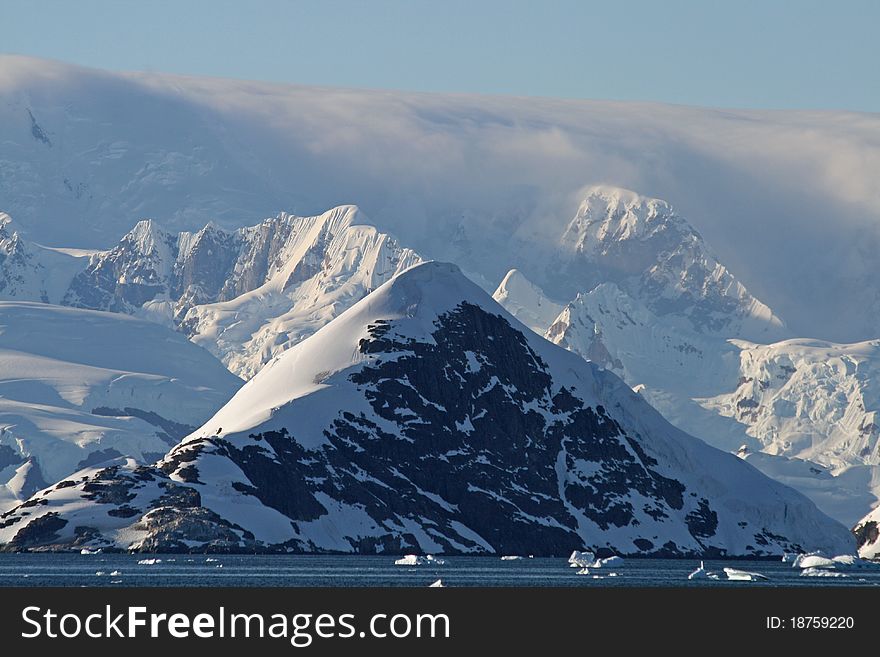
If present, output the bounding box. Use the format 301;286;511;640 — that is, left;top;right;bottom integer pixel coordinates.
0;263;853;557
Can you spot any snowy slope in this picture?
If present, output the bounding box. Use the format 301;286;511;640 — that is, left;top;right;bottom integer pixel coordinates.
0;302;241;510
545;281;748;448
492;269;563;333
735;447;878;528
0;213;90;304
701;339;880;469
0;262;852;556
1;56;879;343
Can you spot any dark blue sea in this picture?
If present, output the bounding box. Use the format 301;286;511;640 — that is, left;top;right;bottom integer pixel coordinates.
0;555;877;587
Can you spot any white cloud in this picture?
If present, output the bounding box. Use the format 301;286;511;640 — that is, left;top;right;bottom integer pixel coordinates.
1;55;879;342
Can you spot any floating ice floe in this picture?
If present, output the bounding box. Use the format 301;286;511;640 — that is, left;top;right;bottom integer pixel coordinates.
206;558;219;562
429;579;444;587
568;550;595;568
95;571;106;576
592;556;623;568
723;568;768;581
790;552;880;571
109;570;121;576
796;555;836;569
80;547;101;555
570;552;622;569
790;551;831;568
687;561;720;580
800;568;848;578
577;567;620;579
394;555;446;566
137;558;162;565
500;556;523;561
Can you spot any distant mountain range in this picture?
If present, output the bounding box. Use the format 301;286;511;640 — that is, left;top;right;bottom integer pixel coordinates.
2;207;420;379
0;263;852;556
1;56;879;555
2;187;879;548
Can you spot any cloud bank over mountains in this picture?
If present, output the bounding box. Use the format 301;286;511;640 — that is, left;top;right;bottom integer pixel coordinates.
2;55;880;342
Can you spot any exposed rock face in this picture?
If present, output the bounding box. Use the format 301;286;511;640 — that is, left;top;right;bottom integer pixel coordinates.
0;262;853;557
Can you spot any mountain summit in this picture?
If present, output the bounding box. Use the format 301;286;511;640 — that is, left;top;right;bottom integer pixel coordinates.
0;262;850;556
556;186;788;341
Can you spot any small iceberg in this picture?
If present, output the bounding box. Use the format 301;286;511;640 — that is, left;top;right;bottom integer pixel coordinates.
137;558;162;565
790;551;828;568
568;550;595;568
428;579;444;587
789;552;879;572
80;547;101;555
591;556;623;568
394;554;446;566
206;558;219;563
796;555;836;569
575;567;590;575
723;567;768;581
500;556;523;561
95;571;106;576
687;561;718;580
109;570;122;576
801;568;848;578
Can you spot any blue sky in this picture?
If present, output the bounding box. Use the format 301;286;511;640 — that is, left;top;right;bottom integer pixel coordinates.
2;0;878;111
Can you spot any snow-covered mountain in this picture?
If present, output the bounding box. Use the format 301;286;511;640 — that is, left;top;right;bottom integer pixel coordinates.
179;206;422;378
0;262;852;556
543;280;747;445
549;289;880;482
1;205;421;378
492;187;790;345
0;302;242;511
1;55;877;549
550;187;788;342
0;213;92;304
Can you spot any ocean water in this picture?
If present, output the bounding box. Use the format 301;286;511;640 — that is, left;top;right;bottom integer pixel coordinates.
0;555;877;587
